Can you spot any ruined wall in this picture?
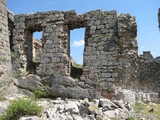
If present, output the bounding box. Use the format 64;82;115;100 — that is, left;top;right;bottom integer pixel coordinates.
81;12;138;97
134;9;160;94
3;6;160;100
116;14;138;89
0;0;6;5
0;0;12;79
12;11;71;76
33;39;42;63
139;52;160;93
80;10;119;98
11;10;139;98
0;1;160;100
0;0;12;88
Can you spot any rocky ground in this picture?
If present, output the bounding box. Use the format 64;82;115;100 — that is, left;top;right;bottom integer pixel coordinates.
1;93;160;120
0;74;159;120
0;71;159;120
0;94;133;120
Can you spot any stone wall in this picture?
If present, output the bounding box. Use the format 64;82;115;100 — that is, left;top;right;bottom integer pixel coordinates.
0;0;9;60
0;0;6;5
116;14;138;89
0;5;159;100
11;10;139;98
0;0;12;89
139;52;160;93
80;10;119;97
33;39;42;63
12;11;71;76
0;1;160;100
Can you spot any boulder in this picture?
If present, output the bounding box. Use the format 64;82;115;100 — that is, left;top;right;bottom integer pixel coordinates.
88;104;99;115
13;74;42;91
99;99;119;110
49;84;92;99
103;110;119;118
78;104;90;116
124;103;133;111
64;101;79;114
42;75;101;99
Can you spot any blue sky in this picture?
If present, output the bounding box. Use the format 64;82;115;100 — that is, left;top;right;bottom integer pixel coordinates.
7;0;160;64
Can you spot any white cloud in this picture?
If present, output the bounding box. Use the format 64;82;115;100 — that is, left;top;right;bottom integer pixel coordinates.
72;39;84;47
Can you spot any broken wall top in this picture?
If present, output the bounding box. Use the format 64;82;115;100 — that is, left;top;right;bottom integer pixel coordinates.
14;9;118;31
0;0;6;5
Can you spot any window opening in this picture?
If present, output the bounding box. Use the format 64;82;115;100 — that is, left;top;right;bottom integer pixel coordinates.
70;28;85;79
26;31;42;75
33;32;42;63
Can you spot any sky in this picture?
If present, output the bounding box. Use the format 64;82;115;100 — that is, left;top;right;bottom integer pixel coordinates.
7;0;160;64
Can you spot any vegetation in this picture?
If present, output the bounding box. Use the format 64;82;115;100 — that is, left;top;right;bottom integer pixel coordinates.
133;102;160;114
112;102;160;120
0;92;6;102
72;61;83;69
133;102;146;112
111;117;134;120
33;85;49;99
71;61;83;79
0;98;42;120
131;102;160;120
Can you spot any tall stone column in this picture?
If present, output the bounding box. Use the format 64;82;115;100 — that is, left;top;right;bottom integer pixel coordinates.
0;0;12;88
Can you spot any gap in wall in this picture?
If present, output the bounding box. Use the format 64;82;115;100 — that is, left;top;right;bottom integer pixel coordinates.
70;28;85;79
26;31;42;75
33;31;42;63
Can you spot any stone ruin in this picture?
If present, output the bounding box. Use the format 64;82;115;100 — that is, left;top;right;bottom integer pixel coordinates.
0;0;160;102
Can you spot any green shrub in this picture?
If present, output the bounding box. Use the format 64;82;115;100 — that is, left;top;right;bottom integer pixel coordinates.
33;85;49;99
133;102;145;113
72;62;83;69
0;98;42;120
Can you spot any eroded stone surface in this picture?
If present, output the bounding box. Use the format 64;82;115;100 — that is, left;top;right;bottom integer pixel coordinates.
0;0;12;90
13;74;42;91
